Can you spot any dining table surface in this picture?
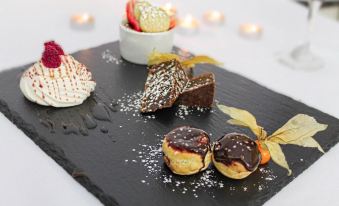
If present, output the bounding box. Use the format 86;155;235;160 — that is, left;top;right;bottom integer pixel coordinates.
1;0;339;205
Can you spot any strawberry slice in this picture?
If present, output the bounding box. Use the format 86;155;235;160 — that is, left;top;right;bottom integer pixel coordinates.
169;16;176;29
126;0;141;32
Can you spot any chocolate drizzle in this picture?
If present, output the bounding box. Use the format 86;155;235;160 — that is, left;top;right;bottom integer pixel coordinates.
62;122;79;135
213;133;260;172
100;126;109;134
36;95;116;138
40;118;55;133
91;102;111;121
165;126;211;156
82;114;97;129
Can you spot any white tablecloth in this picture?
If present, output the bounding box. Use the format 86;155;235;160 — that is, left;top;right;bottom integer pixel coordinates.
1;0;339;205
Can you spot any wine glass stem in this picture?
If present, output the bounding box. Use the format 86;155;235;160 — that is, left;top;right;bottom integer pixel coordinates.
307;0;322;49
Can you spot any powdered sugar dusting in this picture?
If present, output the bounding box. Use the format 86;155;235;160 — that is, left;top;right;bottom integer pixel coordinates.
127;140;225;198
124;137;278;198
116;91;156;121
175;105;212;120
115;91;211;121
117;91;142;114
102;49;123;65
259;167;277;181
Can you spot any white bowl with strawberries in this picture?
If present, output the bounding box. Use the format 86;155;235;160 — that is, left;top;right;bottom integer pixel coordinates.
119;0;176;65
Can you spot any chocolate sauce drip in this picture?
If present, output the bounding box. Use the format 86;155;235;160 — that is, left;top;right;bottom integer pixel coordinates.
108;100;119;112
108;105;118;112
213;133;260;171
36;93;116;137
79;126;89;136
100;126;108;134
71;169;87;178
40;118;55;133
82;114;97;129
165;126;211;156
91;103;111;121
62;122;79;135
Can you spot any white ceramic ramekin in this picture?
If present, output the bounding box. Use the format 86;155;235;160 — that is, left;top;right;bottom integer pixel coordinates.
119;20;174;65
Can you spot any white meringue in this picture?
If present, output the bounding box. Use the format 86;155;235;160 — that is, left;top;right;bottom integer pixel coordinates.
20;55;96;107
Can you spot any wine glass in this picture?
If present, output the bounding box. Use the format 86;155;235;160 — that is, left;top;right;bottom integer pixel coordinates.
278;0;324;71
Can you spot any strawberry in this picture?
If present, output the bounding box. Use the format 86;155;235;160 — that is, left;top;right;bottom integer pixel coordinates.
44;41;65;55
169;16;176;29
126;0;141;32
41;45;61;68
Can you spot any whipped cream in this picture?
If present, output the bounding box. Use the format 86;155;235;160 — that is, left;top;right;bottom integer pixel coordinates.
20;55;96;107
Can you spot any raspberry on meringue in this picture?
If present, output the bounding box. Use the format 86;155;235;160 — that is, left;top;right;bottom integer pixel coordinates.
44;41;65;55
19;41;96;107
41;45;61;68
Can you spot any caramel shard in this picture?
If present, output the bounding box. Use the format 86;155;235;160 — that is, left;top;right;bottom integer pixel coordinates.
140;59;189;113
177;72;215;107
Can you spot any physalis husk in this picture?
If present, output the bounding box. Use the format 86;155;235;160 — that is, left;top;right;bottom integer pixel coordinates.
148;51;222;69
217;104;327;175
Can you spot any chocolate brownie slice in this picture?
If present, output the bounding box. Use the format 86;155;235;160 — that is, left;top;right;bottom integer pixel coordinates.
176;72;215;107
140;59;189;113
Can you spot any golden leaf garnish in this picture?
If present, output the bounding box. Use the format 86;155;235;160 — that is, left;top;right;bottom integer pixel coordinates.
217;104;328;176
217;104;267;139
264;141;292;175
148;51;222;69
268;114;327;153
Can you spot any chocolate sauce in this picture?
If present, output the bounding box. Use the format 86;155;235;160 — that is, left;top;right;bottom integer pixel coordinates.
108;104;118;112
79;126;89;136
100;126;109;134
62;122;79;135
40;119;55;133
35;90;119;138
71;169;87;178
165;126;211;156
91;103;111;121
82;114;97;129
213;133;260;171
109;100;119;112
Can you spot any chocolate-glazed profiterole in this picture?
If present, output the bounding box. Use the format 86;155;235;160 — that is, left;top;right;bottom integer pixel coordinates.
162;126;212;175
212;133;261;179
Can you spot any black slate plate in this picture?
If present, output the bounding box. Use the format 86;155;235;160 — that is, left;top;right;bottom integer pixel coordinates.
1;41;339;206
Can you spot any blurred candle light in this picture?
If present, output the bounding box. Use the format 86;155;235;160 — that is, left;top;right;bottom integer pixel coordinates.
239;23;262;39
70;13;95;30
203;10;225;25
177;14;199;35
161;2;177;17
178;14;198;29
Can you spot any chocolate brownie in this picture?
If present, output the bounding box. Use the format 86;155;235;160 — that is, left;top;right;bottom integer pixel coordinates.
140;59;189;113
176;72;215;107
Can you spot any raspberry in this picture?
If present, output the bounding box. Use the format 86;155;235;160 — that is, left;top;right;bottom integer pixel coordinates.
44;41;65;55
41;45;61;68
